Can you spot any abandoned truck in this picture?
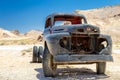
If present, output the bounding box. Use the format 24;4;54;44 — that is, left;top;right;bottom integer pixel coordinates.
32;13;113;77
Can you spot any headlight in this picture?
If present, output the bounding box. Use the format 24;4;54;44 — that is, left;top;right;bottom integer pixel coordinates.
94;29;98;32
86;27;91;32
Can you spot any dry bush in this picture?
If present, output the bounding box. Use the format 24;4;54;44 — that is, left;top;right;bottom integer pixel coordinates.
0;39;39;45
21;48;33;56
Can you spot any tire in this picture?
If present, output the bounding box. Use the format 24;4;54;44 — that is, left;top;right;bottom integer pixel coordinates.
42;45;57;77
32;46;38;62
38;46;43;63
96;62;106;74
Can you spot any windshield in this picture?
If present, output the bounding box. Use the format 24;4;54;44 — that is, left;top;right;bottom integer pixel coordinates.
54;15;85;26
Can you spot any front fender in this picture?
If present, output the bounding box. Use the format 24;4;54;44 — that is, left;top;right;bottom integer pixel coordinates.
98;34;112;54
45;32;70;55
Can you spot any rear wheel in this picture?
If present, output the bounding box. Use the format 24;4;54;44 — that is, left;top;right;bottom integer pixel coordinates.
38;46;43;63
96;62;106;74
43;45;57;77
32;46;38;62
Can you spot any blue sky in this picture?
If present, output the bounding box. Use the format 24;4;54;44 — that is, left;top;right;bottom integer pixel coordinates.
0;0;120;33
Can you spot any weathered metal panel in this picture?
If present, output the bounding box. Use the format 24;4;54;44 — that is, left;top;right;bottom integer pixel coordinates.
54;54;113;63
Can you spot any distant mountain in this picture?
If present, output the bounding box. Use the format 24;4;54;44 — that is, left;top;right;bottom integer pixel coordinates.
0;28;19;38
0;28;43;45
0;28;43;42
24;30;42;38
75;5;120;43
11;30;20;36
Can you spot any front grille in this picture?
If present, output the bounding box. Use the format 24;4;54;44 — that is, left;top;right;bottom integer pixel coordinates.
71;33;88;37
77;29;84;32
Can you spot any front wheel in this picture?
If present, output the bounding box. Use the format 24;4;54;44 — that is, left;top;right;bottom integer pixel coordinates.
96;62;106;74
42;45;57;77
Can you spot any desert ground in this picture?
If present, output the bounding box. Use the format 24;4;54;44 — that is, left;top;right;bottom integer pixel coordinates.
0;45;120;80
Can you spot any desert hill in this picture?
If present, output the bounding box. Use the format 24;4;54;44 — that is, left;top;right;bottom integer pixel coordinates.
24;30;43;42
25;30;42;39
11;30;20;36
0;28;19;38
0;28;43;39
0;28;43;45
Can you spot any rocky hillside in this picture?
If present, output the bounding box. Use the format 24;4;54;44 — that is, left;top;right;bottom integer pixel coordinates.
75;5;120;44
11;30;20;36
0;28;43;39
0;28;19;38
0;28;43;45
24;30;42;39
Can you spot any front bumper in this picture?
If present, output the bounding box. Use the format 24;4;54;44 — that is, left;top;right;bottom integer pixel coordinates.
54;54;113;64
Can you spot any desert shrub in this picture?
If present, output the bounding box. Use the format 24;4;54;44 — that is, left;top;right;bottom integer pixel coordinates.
0;42;5;45
21;48;32;56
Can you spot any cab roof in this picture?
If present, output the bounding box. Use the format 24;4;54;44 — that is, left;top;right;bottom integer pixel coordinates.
46;13;86;19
